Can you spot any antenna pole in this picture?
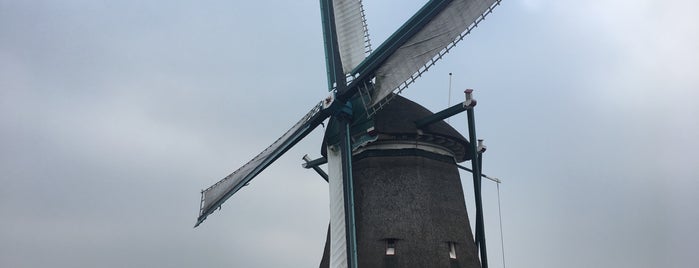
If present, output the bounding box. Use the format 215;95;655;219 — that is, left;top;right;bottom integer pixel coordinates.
447;73;453;123
465;89;488;268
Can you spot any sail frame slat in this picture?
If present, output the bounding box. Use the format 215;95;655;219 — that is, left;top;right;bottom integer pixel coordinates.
369;0;501;111
196;100;330;226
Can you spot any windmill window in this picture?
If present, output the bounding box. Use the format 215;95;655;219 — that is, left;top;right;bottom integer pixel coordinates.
448;242;457;259
385;239;396;256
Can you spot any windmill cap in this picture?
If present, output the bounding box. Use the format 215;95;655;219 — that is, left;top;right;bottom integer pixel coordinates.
321;94;472;162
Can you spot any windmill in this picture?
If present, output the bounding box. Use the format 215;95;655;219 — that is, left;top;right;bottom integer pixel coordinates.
195;0;502;267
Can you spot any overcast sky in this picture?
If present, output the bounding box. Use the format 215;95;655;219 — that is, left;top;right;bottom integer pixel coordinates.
1;0;698;267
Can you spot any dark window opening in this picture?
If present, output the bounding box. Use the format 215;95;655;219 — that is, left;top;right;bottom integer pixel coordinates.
385;239;396;256
448;242;457;259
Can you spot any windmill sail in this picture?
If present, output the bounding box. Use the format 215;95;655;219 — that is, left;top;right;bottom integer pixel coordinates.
368;0;500;109
333;0;371;74
321;0;371;91
196;101;330;226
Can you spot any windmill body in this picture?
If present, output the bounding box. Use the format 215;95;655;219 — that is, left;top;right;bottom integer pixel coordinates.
194;1;502;267
319;95;480;267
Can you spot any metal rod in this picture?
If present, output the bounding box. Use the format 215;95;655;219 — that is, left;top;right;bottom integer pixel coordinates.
447;72;452;123
497;183;507;268
476;148;488;268
302;155;329;182
456;164;500;184
467;99;488;268
339;113;358;268
414;102;468;128
302;156;328;169
319;0;346;92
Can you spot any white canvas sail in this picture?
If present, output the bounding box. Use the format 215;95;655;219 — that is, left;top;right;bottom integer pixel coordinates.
371;0;499;107
333;0;370;74
327;145;348;268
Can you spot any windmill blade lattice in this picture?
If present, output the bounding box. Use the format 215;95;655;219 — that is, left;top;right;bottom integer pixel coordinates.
333;0;372;75
196;100;331;226
347;0;501;116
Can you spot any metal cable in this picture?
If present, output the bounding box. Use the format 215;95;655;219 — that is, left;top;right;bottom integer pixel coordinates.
497;182;506;268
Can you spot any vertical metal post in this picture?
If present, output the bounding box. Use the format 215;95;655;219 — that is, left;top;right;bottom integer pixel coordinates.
447;72;453;124
467;99;488;268
319;0;347;92
338;107;358;268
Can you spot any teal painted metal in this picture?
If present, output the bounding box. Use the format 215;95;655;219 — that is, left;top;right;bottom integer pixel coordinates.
319;0;332;89
467;106;488;268
456;164;500;184
414;101;467;128
302;156;328;169
337;102;358;268
324;95;375;146
303;155;329;182
319;0;346;91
